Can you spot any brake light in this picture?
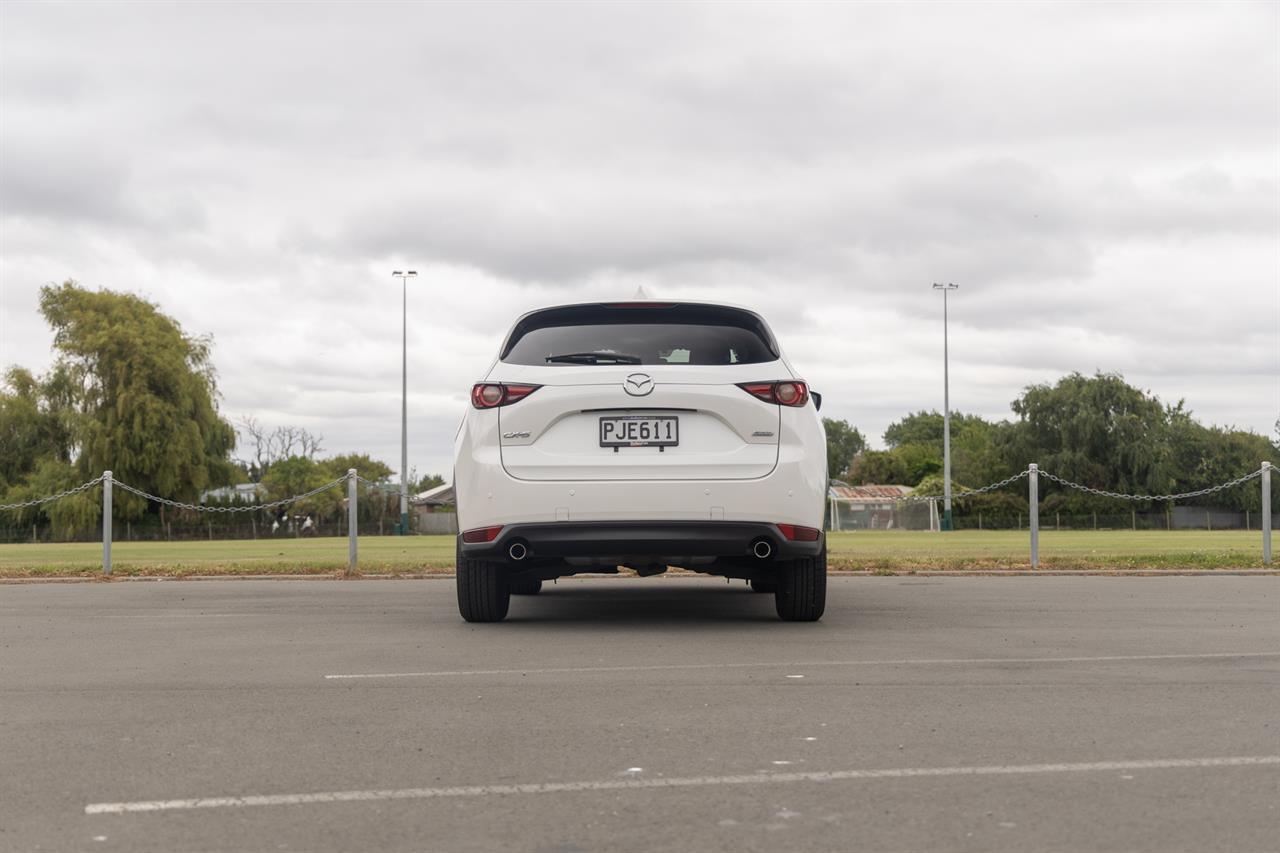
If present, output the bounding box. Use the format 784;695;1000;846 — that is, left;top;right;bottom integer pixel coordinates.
776;524;821;542
775;382;806;406
462;525;504;543
603;302;676;308
471;383;541;409
737;381;810;407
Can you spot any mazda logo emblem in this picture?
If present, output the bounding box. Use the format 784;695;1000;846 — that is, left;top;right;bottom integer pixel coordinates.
623;373;654;396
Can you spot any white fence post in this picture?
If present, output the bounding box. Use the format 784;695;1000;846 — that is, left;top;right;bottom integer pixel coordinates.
348;469;358;576
1262;461;1271;566
1028;463;1039;569
102;470;113;576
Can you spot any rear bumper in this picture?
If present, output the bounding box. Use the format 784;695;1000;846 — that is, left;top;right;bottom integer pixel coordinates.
460;521;824;562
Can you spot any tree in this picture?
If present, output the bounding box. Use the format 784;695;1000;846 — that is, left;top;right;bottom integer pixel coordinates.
321;454;393;483
413;472;446;493
882;410;1013;488
40;282;237;502
845;411;1007;489
0;367;73;491
2;282;237;532
821;418;865;481
236;416;324;481
1004;372;1174;510
884;410;991;449
847;450;905;485
260;456;339;517
912;472;1026;516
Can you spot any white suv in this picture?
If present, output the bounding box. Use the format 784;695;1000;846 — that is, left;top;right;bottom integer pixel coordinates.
453;301;828;622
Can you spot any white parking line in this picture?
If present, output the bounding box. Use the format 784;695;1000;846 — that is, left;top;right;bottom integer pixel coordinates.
85;755;1280;815
323;651;1280;680
94;614;234;619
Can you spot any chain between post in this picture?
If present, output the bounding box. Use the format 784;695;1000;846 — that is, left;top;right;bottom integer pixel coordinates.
356;475;435;506
890;469;1032;505
0;474;106;511
1037;468;1263;503
111;476;348;513
4;467;1266;514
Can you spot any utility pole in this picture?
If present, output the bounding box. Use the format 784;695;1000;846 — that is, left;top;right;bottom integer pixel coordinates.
933;283;959;531
392;270;417;535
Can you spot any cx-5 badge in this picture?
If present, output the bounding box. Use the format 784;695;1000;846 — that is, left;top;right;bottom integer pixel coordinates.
502;431;531;439
623;373;655;396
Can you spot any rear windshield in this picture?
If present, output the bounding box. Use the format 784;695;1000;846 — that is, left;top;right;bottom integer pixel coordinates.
500;304;780;366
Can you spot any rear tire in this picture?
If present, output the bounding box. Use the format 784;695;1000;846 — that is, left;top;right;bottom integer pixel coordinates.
456;539;510;622
774;542;826;622
510;576;543;595
749;578;777;594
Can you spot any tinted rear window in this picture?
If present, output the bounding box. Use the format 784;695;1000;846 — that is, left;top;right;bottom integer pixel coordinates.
501;304;779;366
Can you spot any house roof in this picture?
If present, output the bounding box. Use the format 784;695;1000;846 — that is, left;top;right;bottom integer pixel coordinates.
414;482;455;505
829;484;914;501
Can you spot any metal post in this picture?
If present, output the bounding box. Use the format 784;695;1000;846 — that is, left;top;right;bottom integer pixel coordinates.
942;288;951;531
401;275;408;535
348;469;358;576
1028;464;1039;569
1262;462;1271;566
933;283;958;531
102;471;113;576
392;270;416;535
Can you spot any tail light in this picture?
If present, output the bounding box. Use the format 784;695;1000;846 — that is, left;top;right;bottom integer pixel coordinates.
776;524;822;542
462;525;504;543
737;381;810;407
471;383;541;409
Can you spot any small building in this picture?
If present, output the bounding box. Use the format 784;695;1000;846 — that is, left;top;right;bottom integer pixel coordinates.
199;483;264;505
414;482;455;508
413;483;458;534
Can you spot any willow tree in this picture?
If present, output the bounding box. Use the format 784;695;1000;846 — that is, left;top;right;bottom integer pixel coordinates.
1004;371;1173;508
37;281;236;519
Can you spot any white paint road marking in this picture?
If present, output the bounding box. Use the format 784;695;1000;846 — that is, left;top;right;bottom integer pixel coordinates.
95;614;234;619
323;651;1280;680
85;756;1280;815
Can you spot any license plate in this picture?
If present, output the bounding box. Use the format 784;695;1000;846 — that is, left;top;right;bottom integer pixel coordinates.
599;415;679;448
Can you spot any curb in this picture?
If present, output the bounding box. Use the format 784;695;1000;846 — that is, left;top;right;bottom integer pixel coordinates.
3;569;1278;584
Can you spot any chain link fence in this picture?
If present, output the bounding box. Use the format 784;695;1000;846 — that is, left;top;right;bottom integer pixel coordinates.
1;462;1274;572
843;466;1274;533
1036;468;1264;504
0;471;448;544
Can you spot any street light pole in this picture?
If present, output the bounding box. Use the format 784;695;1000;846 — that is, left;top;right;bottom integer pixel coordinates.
393;270;417;535
933;283;959;531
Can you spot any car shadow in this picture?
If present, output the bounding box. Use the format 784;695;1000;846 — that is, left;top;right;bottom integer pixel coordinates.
502;581;789;625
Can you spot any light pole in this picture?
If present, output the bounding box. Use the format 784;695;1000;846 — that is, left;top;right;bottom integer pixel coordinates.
393;270;417;535
933;282;958;532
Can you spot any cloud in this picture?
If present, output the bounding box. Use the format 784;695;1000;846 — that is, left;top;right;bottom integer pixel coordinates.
1;0;1276;476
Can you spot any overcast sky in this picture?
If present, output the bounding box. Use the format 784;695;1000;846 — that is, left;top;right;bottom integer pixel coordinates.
2;1;1277;483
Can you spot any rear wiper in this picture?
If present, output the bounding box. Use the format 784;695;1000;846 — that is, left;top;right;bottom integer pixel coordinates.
545;351;642;364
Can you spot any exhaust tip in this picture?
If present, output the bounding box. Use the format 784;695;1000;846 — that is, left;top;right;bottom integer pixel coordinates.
508;542;528;561
751;538;773;559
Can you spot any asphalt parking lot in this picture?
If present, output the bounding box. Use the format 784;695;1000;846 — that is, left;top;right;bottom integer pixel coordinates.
2;576;1277;853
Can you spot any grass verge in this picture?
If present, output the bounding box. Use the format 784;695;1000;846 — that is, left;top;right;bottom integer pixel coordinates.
0;530;1273;578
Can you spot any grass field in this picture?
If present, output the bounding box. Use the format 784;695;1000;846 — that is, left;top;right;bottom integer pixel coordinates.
0;530;1272;577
